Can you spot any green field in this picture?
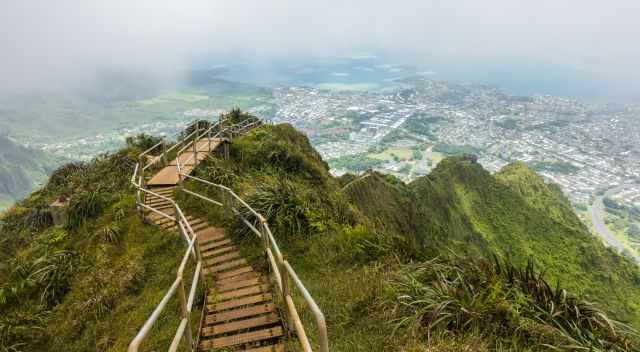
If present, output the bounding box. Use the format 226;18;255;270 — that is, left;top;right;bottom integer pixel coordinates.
369;147;414;161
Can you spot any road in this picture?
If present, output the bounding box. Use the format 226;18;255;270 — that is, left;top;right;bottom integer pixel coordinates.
589;196;626;252
588;188;640;262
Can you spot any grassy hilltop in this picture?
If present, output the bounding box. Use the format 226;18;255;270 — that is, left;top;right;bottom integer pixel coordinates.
1;114;639;351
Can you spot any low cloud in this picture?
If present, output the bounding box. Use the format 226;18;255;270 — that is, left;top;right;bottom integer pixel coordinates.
1;0;639;100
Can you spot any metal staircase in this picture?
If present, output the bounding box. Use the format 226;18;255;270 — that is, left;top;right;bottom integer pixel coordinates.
128;117;328;352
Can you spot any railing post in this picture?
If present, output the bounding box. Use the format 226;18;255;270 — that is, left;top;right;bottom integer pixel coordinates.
260;218;269;257
193;128;198;166
194;235;206;289
174;203;182;239
178;277;194;350
223;142;229;160
221;188;231;219
162;140;167;167
279;256;292;334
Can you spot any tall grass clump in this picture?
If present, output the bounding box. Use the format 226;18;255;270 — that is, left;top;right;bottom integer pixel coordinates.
66;190;106;230
387;255;638;351
233;179;313;240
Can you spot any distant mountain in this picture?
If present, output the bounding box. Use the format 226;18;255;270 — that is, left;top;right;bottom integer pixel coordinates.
345;157;640;324
0;135;60;210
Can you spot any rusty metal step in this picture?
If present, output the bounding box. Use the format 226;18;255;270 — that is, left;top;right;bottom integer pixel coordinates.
208;293;273;313
199;326;283;350
201;313;279;337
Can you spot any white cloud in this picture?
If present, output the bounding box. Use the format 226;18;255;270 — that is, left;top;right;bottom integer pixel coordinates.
1;0;639;98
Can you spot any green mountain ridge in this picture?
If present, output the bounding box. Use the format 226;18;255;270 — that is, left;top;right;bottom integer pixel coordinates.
1;116;639;351
0;135;60;211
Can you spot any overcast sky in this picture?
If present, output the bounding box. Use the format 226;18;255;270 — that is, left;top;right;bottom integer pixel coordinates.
2;0;639;100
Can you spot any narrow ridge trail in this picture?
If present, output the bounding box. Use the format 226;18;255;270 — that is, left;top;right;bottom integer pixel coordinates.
143;135;285;351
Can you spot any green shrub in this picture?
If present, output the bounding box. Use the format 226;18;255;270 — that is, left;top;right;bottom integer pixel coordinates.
234;180;311;239
387;255;638;351
66;190;106;230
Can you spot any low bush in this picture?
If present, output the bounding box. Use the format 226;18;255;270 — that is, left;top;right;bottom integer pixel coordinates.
387;255;638;351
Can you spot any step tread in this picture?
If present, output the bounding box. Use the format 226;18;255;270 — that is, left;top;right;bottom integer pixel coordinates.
198;227;226;242
201;313;279;337
199;326;283;350
208;293;273;312
216;266;254;280
205;251;241;266
205;303;275;325
204;259;248;274
191;222;211;232
215;277;264;293
210;284;270;302
202;245;236;258
200;239;232;252
216;271;259;285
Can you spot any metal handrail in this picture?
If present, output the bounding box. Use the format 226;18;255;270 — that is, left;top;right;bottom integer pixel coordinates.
139;119;209;171
139;119;199;159
179;173;329;352
129;142;205;352
174;118;261;179
129;115;328;352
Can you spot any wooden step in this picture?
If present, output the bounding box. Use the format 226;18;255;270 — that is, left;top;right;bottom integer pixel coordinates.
208;293;273;312
216;277;263;293
155;220;176;230
144;203;174;212
204;259;248;274
146;191;174;199
202;245;236;258
189;218;207;228
210;284;270;302
205;303;275;325
200;239;232;252
145;197;173;205
242;344;285;352
191;222;211;232
199;326;283;350
144;194;173;202
153;215;177;227
160;222;178;230
216;271;259;285
216;266;254;280
198;227;226;243
201;313;279;337
148;186;176;193
205;251;241;266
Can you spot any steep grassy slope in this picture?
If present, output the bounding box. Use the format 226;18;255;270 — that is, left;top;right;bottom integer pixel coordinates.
0;135;60;211
0;139;197;352
417;158;640;323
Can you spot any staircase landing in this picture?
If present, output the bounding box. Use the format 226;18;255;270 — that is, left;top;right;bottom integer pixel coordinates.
147;138;224;186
